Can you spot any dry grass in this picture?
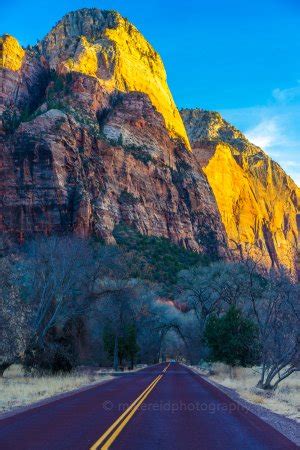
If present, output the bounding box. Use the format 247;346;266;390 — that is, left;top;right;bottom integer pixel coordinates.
201;363;300;422
0;365;111;414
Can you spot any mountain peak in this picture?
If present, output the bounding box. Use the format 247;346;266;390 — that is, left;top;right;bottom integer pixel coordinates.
181;108;254;152
0;34;25;71
38;8;190;149
42;8;119;44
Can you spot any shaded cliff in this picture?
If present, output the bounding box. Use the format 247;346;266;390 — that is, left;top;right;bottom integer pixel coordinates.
181;109;300;276
0;9;227;257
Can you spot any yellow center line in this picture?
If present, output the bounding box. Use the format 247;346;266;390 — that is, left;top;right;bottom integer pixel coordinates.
101;375;163;449
90;365;169;450
163;363;171;373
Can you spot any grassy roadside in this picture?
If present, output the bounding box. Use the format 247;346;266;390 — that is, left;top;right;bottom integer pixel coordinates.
193;363;299;422
0;365;112;414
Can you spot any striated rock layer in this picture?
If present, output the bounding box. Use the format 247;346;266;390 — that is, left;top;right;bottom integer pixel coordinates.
0;9;227;257
38;9;190;148
181;109;300;276
1;8;299;275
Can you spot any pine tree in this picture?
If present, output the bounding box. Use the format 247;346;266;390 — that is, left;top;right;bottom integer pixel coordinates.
204;307;260;374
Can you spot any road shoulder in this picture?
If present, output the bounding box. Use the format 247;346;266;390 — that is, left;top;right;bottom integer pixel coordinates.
187;365;299;446
0;364;153;421
0;375;113;421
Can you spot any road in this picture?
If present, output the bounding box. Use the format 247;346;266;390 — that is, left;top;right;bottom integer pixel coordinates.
0;363;296;450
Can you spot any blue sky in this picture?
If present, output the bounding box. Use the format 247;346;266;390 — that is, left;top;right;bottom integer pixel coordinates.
1;0;300;184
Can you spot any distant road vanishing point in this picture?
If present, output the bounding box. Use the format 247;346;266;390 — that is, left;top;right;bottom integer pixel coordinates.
0;363;297;450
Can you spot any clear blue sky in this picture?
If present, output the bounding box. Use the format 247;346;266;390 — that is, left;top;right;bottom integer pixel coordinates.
2;0;300;184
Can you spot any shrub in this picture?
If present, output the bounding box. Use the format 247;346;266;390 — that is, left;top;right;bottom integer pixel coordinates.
2;107;21;134
23;340;77;375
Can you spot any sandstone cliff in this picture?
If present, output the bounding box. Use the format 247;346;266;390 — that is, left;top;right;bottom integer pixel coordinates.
0;9;226;257
38;9;190;148
1;8;299;275
181;109;300;276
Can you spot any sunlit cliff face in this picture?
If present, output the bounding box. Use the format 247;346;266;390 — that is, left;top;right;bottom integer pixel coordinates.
1;8;299;277
39;9;190;149
0;35;25;71
0;10;226;255
181;109;300;277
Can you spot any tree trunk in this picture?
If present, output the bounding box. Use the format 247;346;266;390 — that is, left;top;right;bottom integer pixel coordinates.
256;379;264;389
113;334;119;372
256;362;266;389
130;356;134;370
256;374;275;390
229;365;235;379
262;370;278;390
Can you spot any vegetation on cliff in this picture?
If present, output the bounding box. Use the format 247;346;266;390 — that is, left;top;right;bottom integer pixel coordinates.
113;223;211;285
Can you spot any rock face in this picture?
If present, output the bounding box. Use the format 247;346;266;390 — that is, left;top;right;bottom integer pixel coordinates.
38;9;190;148
181;109;300;276
1;8;299;274
0;9;227;257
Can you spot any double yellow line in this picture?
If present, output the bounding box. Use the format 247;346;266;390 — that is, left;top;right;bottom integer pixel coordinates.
162;364;170;373
90;363;170;450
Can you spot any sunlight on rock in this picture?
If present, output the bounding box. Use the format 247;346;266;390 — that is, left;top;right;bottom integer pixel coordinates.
44;12;190;149
0;35;25;71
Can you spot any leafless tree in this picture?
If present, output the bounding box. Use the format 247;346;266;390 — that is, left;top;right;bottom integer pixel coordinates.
19;237;134;345
90;247;156;370
245;267;299;389
177;265;221;327
19;237;97;347
96;279;140;370
176;256;300;387
177;261;249;328
0;257;31;375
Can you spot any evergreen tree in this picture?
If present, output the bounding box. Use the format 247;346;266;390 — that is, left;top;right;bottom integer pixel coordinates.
103;324;139;370
204;307;259;371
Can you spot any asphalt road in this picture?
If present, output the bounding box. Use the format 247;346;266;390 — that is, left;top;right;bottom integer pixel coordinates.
0;363;296;450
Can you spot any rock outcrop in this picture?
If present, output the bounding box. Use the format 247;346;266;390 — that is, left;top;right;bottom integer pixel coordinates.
0;35;25;71
1;36;48;105
38;9;190;148
0;9;227;257
181;109;300;276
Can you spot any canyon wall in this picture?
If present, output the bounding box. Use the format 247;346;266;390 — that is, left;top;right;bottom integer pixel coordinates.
0;10;226;257
181;109;300;275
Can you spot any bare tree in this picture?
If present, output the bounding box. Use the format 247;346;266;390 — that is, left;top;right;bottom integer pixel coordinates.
98;279;140;370
176;256;300;386
177;265;221;327
9;237;155;371
245;267;300;389
177;262;249;328
0;257;31;375
91;248;153;370
19;237;98;348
